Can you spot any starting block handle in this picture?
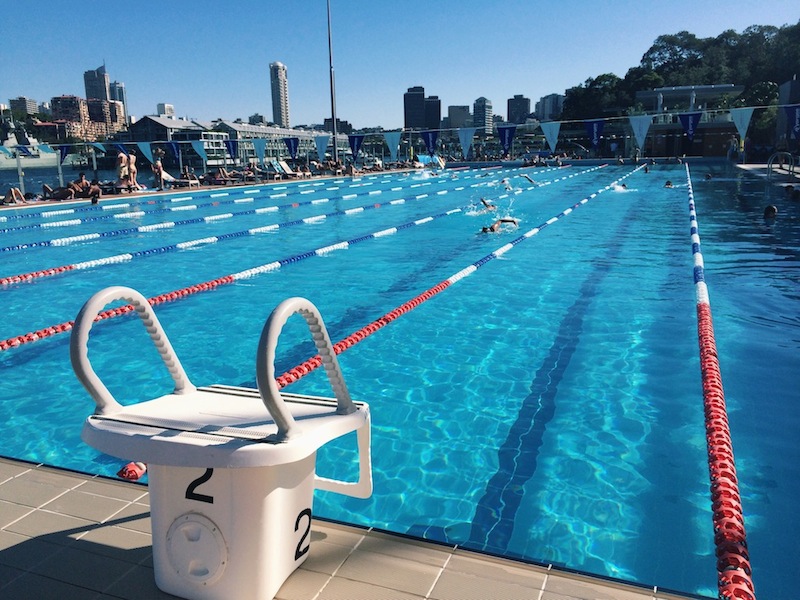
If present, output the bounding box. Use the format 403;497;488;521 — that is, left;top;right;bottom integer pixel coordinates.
70;286;196;415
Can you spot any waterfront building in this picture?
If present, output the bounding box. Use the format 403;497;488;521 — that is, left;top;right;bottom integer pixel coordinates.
84;65;110;101
447;105;471;129
473;97;493;136
424;96;441;130
403;86;426;130
507;94;530;124
9;96;38;117
109;81;128;124
270;61;290;128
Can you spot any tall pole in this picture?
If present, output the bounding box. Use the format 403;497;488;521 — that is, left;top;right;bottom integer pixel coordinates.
327;0;338;165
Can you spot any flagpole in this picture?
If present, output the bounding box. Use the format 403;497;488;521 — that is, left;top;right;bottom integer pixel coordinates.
327;0;338;165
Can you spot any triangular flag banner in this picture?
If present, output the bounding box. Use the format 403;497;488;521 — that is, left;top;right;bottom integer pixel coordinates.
112;143;128;156
136;142;154;164
17;145;33;157
783;104;800;139
190;141;208;162
383;131;401;162
167;141;180;161
497;124;516;156
348;134;366;157
584;119;604;148
38;144;56;154
457;127;476;159
58;145;72;164
283;137;299;160
540;121;561;152
678;112;702;141
91;143;106;153
252;138;267;165
314;134;330;161
224;140;239;161
628;115;652;150
730;107;754;139
421;130;438;156
0;146;12;157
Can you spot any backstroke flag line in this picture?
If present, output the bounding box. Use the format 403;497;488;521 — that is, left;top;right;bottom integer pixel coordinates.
224;140;239;163
540;121;560;152
136;142;154;164
628;115;652;150
584;119;604;149
283;137;299;160
458;127;476;159
314;135;330;162
421;130;438;156
190;141;208;163
383;131;402;162
348;134;366;158
252;139;267;165
679;112;702;141
497;124;516;156
730;107;754;139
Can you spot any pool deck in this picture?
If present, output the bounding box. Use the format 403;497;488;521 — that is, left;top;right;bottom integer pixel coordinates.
0;458;707;600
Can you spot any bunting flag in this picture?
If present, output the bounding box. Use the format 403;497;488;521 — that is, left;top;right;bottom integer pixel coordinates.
136;142;154;164
190;141;208;162
167;141;180;161
584;119;604;148
283;137;299;160
58;145;73;164
314;134;330;161
540;121;561;152
112;143;128;156
496;124;516;156
783;104;800;139
421;130;438;156
729;107;754;139
252;138;267;165
678;112;702;141
383;131;401;162
224;140;239;161
628;115;652;150
348;134;366;157
91;142;106;153
0;146;12;157
16;145;33;157
38;144;56;154
457;127;477;159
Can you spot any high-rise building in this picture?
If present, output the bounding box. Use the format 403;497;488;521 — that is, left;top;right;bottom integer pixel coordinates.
507;94;530;124
473;97;493;136
424;96;441;130
84;65;110;101
403;86;426;130
157;103;175;118
270;62;290;128
535;93;564;121
9;96;38;116
447;105;471;129
109;81;128;124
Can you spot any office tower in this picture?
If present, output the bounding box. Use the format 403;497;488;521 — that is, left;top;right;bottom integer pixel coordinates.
157;103;175;118
447;106;471;129
424;96;441;130
9;96;38;116
535;93;565;121
84;65;110;101
109;81;128;124
403;86;426;130
473;97;493;136
270;62;290;128
507;94;530;124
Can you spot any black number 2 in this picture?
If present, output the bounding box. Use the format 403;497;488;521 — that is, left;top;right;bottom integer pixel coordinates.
185;468;214;504
294;508;312;560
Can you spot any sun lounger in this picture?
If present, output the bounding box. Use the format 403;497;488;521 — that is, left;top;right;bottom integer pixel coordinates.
279;160;311;178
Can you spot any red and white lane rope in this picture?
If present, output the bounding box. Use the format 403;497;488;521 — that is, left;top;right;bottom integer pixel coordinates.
686;164;756;600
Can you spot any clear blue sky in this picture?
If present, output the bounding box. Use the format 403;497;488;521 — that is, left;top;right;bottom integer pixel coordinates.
2;0;797;129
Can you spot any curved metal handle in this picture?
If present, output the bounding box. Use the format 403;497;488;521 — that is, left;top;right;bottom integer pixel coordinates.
70;286;195;415
256;297;355;441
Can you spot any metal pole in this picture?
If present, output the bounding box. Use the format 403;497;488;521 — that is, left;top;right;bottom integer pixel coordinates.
327;0;338;165
16;151;25;195
57;146;64;188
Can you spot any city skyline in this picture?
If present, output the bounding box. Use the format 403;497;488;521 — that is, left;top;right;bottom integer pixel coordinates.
1;1;798;130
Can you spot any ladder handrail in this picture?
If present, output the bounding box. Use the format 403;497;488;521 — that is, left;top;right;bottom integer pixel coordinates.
767;151;796;179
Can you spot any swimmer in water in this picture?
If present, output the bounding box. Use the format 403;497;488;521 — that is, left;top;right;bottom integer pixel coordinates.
480;217;518;233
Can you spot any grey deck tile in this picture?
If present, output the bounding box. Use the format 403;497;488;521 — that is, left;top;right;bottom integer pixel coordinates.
357;529;454;567
316;576;424;600
0;529;63;570
275;567;332;600
543;570;655;599
100;565;179;600
4;508;95;545
70;478;148;503
0;469;76;507
74;524;152;564
32;545;135;593
334;546;441;596
40;488;131;522
0;499;33;528
0;458;32;483
0;571;99;600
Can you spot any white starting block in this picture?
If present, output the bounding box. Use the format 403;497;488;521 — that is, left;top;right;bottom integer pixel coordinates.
70;287;372;600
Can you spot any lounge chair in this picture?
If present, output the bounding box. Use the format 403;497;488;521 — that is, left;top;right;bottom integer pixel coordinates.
279;160;310;178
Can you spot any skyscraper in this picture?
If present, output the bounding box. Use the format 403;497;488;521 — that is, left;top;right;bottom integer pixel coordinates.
507;94;530;124
473;97;493;136
109;81;128;124
403;86;426;130
424;96;441;130
84;65;110;101
270;62;290;128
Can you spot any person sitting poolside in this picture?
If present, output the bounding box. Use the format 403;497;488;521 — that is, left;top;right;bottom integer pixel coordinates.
42;183;76;201
69;172;102;200
481;217;518;233
3;187;26;205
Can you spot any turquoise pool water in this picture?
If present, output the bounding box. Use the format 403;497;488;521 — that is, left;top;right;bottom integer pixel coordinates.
1;163;797;598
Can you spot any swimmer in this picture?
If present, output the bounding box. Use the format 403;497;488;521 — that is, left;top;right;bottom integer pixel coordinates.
705;173;713;180
522;174;538;185
480;217;518;233
480;198;497;212
763;205;778;220
612;183;628;191
664;181;674;188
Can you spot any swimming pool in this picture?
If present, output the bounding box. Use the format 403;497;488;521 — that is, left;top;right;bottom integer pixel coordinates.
1;163;797;598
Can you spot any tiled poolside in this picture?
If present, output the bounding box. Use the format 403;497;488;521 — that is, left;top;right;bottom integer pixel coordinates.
0;458;704;600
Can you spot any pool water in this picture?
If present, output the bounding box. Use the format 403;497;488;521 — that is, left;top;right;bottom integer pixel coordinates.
1;163;797;599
